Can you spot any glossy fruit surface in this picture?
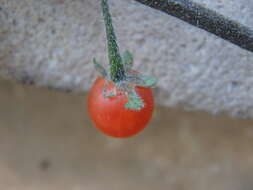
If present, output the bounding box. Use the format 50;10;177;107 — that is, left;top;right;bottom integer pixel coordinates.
88;77;154;138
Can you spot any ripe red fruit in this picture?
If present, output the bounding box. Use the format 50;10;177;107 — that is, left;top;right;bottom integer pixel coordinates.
88;77;154;138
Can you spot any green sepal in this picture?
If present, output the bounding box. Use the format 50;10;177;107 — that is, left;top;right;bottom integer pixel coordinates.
102;82;117;98
93;58;107;78
122;50;133;69
137;74;157;87
103;89;117;98
126;72;157;88
124;86;145;110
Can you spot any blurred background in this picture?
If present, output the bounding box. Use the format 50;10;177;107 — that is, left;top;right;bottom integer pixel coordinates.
1;78;253;190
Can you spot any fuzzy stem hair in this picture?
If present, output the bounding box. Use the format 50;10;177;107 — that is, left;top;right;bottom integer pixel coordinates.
101;0;125;82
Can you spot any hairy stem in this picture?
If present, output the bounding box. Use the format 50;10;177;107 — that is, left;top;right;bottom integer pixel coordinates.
134;0;253;53
101;0;125;82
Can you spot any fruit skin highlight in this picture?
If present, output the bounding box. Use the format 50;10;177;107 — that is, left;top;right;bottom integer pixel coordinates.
88;77;154;138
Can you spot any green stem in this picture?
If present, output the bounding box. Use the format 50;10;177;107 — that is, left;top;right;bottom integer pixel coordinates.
101;0;125;82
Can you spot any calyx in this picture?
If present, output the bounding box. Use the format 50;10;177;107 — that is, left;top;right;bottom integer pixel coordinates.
93;51;157;111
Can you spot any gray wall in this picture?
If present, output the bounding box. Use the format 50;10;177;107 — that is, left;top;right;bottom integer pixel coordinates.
1;0;253;117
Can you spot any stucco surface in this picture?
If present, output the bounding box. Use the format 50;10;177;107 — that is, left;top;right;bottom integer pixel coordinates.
0;0;253;117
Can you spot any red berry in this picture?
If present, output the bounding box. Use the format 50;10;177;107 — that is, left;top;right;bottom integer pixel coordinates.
88;77;154;138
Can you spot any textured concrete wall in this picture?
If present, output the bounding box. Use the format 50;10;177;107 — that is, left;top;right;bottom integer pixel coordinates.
1;0;253;117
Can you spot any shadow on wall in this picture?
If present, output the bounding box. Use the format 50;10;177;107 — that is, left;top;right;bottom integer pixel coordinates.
0;78;253;190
